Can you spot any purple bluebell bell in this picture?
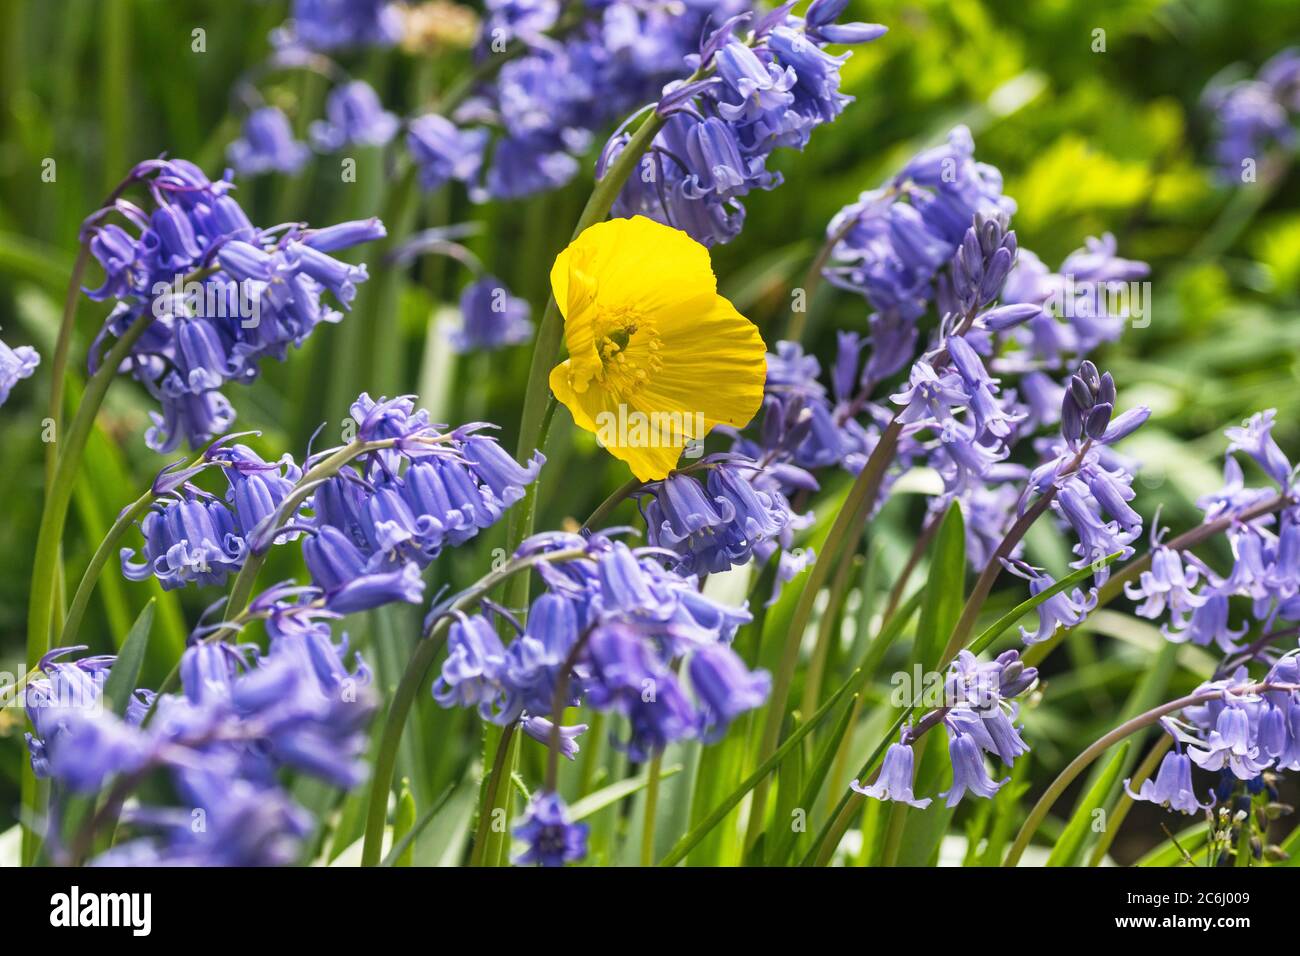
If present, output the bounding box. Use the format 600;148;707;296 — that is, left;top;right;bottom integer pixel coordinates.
228;107;311;176
940;731;1007;806
850;742;931;808
1016;568;1098;645
310;80;400;151
514;792;588;867
689;642;772;741
120;491;246;590
1125;750;1211;814
280;0;402;52
407;114;490;193
0;333;39;406
450;276;533;352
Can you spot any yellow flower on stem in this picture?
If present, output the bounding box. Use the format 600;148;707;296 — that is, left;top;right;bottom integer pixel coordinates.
547;216;767;481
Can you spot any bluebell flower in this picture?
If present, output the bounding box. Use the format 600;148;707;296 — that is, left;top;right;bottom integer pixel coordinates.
0;332;39;406
280;0;402;52
1015;568;1097;645
1203;49;1300;181
689;642;772;741
850;742;931;808
940;731;1007;806
120;491;246;590
407;114;489;192
1125;750;1211;814
310;80;400;151
450;276;533;352
520;715;587;761
514;792;588;867
81;159;384;451
228;107;311;177
1226;409;1294;487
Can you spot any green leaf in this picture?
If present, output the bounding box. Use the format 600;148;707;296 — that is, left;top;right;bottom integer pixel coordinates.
102;599;154;718
767;692;858;865
381;783;457;867
914;503;966;670
568;764;683;822
391;778;417;868
1136;822;1211;867
659;671;858;867
1045;740;1130;866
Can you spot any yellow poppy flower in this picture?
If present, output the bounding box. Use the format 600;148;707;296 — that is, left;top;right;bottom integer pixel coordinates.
547;216;767;481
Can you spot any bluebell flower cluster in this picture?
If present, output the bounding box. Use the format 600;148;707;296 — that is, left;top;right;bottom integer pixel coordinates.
603;3;887;246
0;332;40;407
228;106;311;177
431;531;769;761
276;0;403;53
25;617;375;865
120;394;544;616
1126;410;1298;651
409;1;753;202
1203;47;1300;181
636;456;804;580
1126;652;1300;816
82;158;386;452
120;441;300;591
852;649;1038;808
999;234;1150;368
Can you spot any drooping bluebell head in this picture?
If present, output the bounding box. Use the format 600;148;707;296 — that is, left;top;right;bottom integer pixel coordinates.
227;107;311;177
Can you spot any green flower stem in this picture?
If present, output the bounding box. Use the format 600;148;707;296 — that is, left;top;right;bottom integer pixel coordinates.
937;488;1059;664
580;475;644;532
22;305;157;862
743;417;904;851
359;547;588;866
1086;733;1172;866
640;752;663;867
46;243;90;487
468;720;518;868
784;213;857;343
1000;682;1297;867
60;487;155;649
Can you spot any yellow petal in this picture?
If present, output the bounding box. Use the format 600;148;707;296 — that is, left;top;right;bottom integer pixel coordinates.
547;218;768;482
550;216;716;321
639;293;767;431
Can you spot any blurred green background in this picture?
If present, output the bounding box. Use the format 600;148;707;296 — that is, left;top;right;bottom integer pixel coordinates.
2;0;1299;862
